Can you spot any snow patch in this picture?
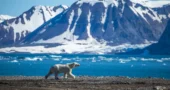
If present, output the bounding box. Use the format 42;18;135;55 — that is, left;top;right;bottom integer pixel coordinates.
35;10;76;44
168;14;170;18
0;15;15;23
131;0;170;8
76;0;170;8
101;8;107;24
34;8;83;44
131;3;163;23
77;0;119;7
87;10;93;40
159;15;167;20
61;5;69;9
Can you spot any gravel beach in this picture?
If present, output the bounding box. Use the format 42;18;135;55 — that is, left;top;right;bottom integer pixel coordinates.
0;76;170;90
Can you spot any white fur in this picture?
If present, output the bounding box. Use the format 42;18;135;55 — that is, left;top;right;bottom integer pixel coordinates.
45;62;80;79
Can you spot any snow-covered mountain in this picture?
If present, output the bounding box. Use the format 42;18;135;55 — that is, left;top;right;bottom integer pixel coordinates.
146;19;170;55
0;0;170;54
21;0;170;46
0;15;15;23
123;19;170;55
0;5;68;46
158;20;170;46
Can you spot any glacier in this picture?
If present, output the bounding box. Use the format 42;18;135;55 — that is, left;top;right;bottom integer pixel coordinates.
0;42;152;54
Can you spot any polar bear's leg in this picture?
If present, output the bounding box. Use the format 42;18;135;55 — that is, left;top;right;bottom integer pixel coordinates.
67;72;75;79
55;72;59;80
45;69;53;79
64;73;68;79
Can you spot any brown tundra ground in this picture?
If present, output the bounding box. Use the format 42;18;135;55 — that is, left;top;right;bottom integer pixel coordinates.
0;76;170;90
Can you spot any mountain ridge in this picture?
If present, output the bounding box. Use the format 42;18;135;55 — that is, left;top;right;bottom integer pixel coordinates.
146;19;170;55
0;15;15;23
0;5;68;46
0;0;170;54
120;20;170;55
21;0;170;45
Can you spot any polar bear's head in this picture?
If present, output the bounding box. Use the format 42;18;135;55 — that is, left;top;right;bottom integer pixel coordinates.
68;62;80;68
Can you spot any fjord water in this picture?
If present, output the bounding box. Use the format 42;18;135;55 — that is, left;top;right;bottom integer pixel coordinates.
0;54;170;79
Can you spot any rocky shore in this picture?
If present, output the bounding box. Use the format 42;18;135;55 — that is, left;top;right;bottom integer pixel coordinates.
0;76;170;90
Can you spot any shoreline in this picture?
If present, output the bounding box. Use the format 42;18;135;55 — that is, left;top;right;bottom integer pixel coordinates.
0;76;170;90
0;76;169;80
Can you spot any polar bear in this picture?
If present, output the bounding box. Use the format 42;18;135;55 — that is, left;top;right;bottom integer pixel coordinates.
45;62;80;80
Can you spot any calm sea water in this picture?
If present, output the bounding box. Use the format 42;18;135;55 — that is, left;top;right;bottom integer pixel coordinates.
0;54;170;79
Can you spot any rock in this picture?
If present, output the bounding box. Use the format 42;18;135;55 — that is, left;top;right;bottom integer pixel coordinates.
153;86;166;90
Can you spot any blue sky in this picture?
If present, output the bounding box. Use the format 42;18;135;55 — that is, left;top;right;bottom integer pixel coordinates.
0;0;167;17
0;0;76;16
